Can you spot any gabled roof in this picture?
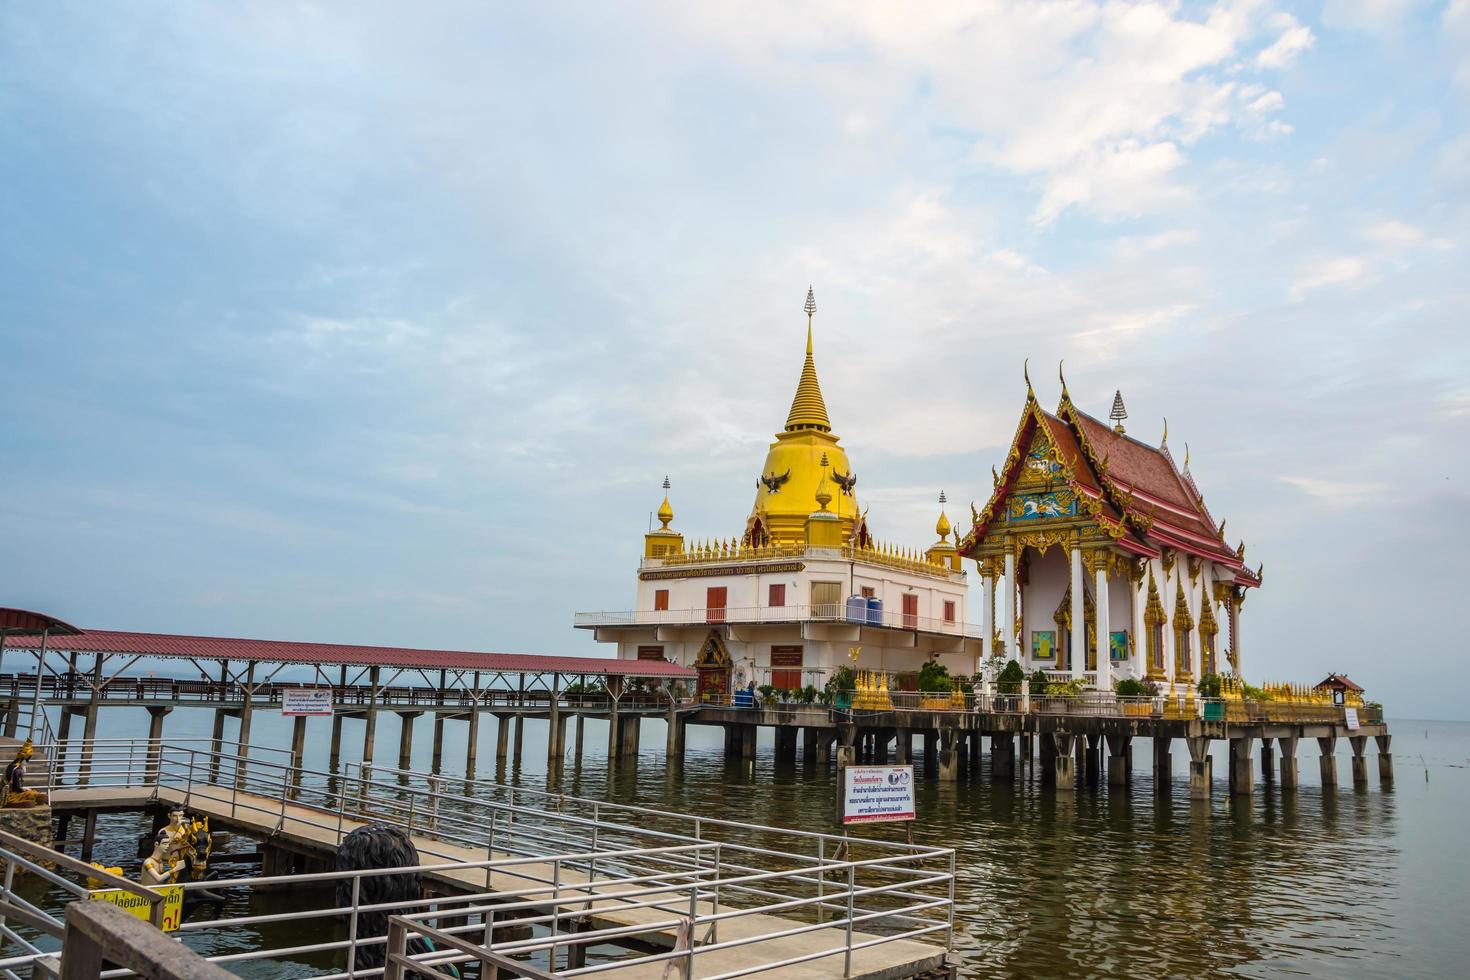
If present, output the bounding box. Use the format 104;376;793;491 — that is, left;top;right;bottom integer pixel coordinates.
1314;673;1364;693
961;389;1260;587
4;628;696;677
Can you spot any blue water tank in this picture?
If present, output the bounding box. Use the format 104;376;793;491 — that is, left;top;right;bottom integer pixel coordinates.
866;596;883;625
845;595;867;623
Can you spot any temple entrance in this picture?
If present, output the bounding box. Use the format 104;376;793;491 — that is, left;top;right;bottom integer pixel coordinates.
694;631;732;703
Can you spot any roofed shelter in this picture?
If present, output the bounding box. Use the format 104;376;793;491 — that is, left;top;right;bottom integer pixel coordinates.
0;607;81;741
959;372;1261;692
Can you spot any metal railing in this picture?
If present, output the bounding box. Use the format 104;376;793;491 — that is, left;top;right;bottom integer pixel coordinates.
29;738;954;978
574;603;981;639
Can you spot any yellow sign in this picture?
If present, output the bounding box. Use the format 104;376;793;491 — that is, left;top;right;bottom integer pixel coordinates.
88;886;184;932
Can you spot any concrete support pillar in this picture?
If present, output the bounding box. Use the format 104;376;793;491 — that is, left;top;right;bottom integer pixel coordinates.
465;671;482;777
922;731;937;774
1;700;16;739
329;665;346;772
1019;733;1033;766
548;712;569;766
970;729;983;771
893;728;911;764
1228;737;1254;796
361;666;381;769
620;715;642;760
573;712;585;762
1376;733;1393;786
397;712;420;770
665;704;684;764
145;706;172;784
1259;737;1274;784
836;725;856;769
991;733;1014;780
289;714;307;776
496;714;512;761
801;727;818;766
937;727;960;782
78;655;105;786
816;732;832;766
1051;734;1076;794
1350;735;1369;788
1153;736;1172;790
513;714;525;764
1040;732;1057;776
1106;733;1130;786
1186;736;1212;799
431;713;446;774
775;726;798;766
874;730;889;764
738;722;756;761
1318;736;1338;788
233;661;256;790
1277;736;1299;789
208;660;229;782
1084;733;1102;786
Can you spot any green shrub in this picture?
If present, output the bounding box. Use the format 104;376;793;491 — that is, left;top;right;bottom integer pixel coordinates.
917;660;952;693
826;665;856;698
1115;678;1148;697
1197;673;1222;698
1028;669;1050;695
1242;682;1271;701
997;660;1026;694
799;685;819;705
1046;678;1086;697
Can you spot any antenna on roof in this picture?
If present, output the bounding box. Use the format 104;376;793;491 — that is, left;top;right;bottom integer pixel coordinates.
1109;390;1127;434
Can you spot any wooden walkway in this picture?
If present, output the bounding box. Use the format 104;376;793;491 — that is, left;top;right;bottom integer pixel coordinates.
51;785;948;979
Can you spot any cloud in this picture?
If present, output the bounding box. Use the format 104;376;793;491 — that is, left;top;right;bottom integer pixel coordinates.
1289;256;1372;301
1280;475;1388;507
1257;17;1316;67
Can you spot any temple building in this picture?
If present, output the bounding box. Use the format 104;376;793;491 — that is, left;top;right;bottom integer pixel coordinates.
576;289;983;700
957;372;1261;691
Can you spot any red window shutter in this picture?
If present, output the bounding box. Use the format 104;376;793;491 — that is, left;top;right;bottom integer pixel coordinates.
654;589;669;611
944;600;956;623
706;587;727;624
902;594;919;628
771;646;803;690
768;583;785;607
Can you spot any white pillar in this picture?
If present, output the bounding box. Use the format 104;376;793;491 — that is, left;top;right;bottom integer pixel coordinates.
1162;562;1176;687
981;566;995;667
1003;550;1017;663
1133;573;1147;679
1069;545;1085;681
1095;563;1111;691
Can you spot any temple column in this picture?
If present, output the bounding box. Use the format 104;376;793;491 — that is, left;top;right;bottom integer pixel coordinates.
1095;558;1111;691
1069;545;1085;680
1186;736;1212;799
1133;572;1147;678
1003;550;1018;662
981;562;995;667
1350;736;1369;788
1153;736;1172;790
1161;564;1177;688
1051;734;1076;795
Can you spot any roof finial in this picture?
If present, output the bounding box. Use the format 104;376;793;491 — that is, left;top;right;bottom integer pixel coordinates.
1161;417;1168;448
657;476;674;530
1058;360;1069;401
935;490;951;541
1023;358;1033;396
785;286;831;432
1183;442;1190;473
1109;390;1127;434
804;285;817;354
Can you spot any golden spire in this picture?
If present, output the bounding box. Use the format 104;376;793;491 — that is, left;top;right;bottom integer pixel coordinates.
935;490;951;541
657;476;674;530
784;286;831;432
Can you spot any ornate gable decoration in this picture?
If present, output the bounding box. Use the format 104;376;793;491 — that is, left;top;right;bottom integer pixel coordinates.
693;631;731;669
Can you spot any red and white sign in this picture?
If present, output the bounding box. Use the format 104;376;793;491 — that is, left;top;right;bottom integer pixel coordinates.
839;765;916;825
282;688;334;716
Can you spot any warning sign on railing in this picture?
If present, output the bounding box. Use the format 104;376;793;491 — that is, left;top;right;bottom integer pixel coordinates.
837;765;916;826
282;688;334;716
89;886;183;931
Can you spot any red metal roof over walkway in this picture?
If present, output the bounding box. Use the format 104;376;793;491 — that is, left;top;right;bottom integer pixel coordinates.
3;628;693;677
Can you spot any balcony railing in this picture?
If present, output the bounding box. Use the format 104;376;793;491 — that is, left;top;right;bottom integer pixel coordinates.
640;541;963;581
575;603;981;638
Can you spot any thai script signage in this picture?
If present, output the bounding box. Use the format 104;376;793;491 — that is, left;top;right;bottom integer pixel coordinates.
838;765;915;825
282;688;334;716
1344;707;1360;730
640;562;804;581
89;886;183;931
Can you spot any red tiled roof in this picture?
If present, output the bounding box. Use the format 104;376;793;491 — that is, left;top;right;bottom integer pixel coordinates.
4;628;695;677
1314;673;1364;693
0;608;81;637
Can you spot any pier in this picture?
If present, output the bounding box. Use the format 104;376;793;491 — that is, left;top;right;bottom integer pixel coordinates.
5;738;956;978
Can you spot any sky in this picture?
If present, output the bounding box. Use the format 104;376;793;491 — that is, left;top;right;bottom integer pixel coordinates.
2;2;1466;718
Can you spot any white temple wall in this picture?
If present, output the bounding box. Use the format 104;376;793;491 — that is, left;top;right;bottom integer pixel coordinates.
1021;548;1068;669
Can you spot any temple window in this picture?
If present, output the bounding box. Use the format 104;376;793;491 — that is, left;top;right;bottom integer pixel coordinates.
811;581;843;617
654;589;669;612
706;586;728;624
768;583;786;607
944;600;956;624
1174;626;1191;676
902;594;919;628
771;646;803;689
1149;623;1163;672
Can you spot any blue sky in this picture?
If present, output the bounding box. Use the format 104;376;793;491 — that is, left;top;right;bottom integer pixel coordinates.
2;2;1466;717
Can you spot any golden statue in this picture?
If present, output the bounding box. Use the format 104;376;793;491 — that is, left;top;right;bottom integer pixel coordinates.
1;739;45;807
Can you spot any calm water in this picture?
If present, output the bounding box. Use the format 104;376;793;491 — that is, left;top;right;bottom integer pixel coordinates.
42;708;1470;978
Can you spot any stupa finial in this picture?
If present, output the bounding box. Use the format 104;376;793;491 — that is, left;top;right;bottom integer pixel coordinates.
1110;390;1128;434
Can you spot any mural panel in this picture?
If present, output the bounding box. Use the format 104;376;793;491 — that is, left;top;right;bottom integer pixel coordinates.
1006;489;1078;522
1031;630;1056;661
1109;630;1130;662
